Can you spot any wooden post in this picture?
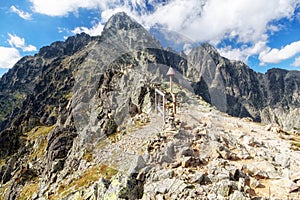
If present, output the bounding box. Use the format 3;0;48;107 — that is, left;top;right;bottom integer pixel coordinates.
167;67;176;114
171;93;176;114
169;75;173;93
155;91;157;114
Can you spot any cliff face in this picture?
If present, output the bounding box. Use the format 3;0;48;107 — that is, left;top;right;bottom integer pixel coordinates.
187;44;300;130
0;12;300;199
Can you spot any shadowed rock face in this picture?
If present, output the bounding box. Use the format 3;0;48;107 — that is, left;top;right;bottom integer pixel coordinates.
0;12;299;199
187;44;300;130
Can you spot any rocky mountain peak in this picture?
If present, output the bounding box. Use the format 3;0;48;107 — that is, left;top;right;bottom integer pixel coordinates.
200;43;220;56
100;12;152;44
99;12;162;62
103;12;143;32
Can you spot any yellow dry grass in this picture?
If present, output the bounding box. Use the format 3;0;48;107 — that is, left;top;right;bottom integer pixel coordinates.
17;182;39;200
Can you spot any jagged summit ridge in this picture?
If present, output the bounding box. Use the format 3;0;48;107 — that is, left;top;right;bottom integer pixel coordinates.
103;12;143;32
100;12;162;52
38;32;92;59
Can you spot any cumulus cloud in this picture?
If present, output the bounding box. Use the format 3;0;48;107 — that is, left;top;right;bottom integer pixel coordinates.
259;40;300;65
28;0;298;43
219;41;268;62
142;0;298;44
292;57;300;67
8;33;37;52
10;5;32;20
28;0;103;16
0;47;21;68
72;23;104;36
28;0;300;65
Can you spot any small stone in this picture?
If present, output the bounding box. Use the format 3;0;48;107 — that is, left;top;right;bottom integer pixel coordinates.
244;161;280;179
249;177;260;189
265;123;282;133
127;155;146;175
273;178;299;193
229;190;248;200
291;172;300;182
156;194;164;200
169;162;180;168
156;169;174;180
236;149;251;160
274;153;290;168
181;156;193;168
238;178;245;191
217;172;230;181
156;185;168;194
282;168;290;179
242;135;257;147
265;124;272;131
190;173;205;184
178;147;195;157
207;193;217;200
217;181;232;197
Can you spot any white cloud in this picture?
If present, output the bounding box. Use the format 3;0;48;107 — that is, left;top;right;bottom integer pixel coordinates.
259;40;300;65
72;23;104;36
219;41;268;62
23;44;38;52
28;0;298;44
292;57;300;67
28;0;103;17
141;0;298;44
10;5;32;20
8;33;37;52
0;47;21;68
28;0;150;17
28;0;300;66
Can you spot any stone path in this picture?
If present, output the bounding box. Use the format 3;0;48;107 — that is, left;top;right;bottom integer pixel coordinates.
94;113;163;171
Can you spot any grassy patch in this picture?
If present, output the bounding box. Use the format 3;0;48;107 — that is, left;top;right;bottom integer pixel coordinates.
25;126;55;140
58;164;118;198
99;164;118;180
17;182;38;200
82;149;93;162
25;126;55;161
65;92;72;100
58;165;101;197
107;131;123;143
96;139;109;149
0;182;11;200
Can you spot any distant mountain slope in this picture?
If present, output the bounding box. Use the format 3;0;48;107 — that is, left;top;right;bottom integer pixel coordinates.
186;44;300;130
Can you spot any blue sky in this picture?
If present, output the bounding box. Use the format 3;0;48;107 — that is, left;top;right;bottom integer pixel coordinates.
0;0;300;77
